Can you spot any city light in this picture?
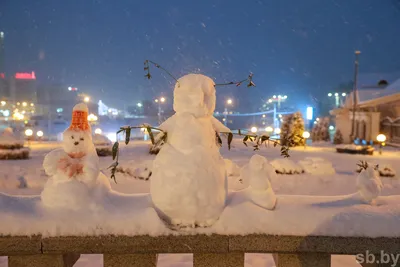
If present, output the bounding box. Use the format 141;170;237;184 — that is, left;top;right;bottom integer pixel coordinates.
24;129;33;137
68;87;72;91
274;128;281;134
155;99;159;103
265;126;273;132
316;117;320;121
377;134;386;143
160;97;166;103
15;72;36;80
278;95;282;99
36;131;44;137
306;106;313;120
84;96;90;103
106;133;117;142
302;131;310;139
328;93;332;97
0;101;5;106
95;128;102;135
250;126;258;133
273;95;276;98
22;102;27;107
87;113;98;122
227;99;233;105
30;103;34;107
334;93;339;96
342;93;346;96
268;99;272;103
283;95;288;99
278;114;282;118
262;114;266;118
13;112;24;120
17;102;20;106
329;125;334;130
137;103;142;107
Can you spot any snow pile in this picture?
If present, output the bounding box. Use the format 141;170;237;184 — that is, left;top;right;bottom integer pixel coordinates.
336;144;364;150
298;157;335;175
270;158;304;174
1;191;400;237
224;159;240;177
116;160;153;180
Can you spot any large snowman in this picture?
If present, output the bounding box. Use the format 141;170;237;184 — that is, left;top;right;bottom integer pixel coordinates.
41;103;110;210
150;74;231;228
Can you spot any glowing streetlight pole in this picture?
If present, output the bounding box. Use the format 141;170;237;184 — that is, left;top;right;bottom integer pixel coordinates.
224;99;233;126
155;97;166;125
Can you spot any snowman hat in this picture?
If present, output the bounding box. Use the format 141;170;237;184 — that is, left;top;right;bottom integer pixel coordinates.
68;103;91;132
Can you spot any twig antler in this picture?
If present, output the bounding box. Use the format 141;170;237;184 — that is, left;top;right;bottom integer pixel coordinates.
144;60;180;87
214;73;256;88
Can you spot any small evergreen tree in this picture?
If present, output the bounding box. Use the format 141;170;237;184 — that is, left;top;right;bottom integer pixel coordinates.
280;111;305;147
333;129;344;144
311;117;330;142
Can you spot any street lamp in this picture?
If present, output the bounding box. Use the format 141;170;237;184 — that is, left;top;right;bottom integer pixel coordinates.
25;129;33;137
36;130;44;138
302;131;310;149
342;93;346;97
84;96;90;103
328;93;332;97
137;103;142;107
265;126;273;132
227;99;233;105
87;113;98;122
0;101;5;106
95;128;102;135
160;97;166;103
274;128;281;134
250;126;258;133
224;98;233;126
22;102;27;107
376;134;386;155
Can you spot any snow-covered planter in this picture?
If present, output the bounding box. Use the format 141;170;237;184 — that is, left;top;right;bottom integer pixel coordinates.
336;144;374;155
115;160;153;180
298;157;335;175
0;128;30;160
270;158;305;174
93;134;112;157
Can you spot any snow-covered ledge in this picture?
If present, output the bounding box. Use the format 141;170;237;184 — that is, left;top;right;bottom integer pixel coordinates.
2;234;400;267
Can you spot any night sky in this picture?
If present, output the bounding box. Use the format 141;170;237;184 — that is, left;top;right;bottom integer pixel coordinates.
1;0;400;111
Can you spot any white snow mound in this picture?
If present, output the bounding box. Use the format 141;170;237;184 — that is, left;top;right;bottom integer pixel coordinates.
298;157;335;175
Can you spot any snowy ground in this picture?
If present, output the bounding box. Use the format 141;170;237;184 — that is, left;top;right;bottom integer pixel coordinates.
0;139;399;267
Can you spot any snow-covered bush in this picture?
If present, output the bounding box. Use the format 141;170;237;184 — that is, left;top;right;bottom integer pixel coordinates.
298;157;335;175
280;111;305;147
93;134;112;157
270;158;304;174
333;129;344;144
0;128;29;160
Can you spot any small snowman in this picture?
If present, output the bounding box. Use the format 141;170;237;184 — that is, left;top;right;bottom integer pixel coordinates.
247;154;277;210
356;161;383;204
150;74;230;228
41;103;110;210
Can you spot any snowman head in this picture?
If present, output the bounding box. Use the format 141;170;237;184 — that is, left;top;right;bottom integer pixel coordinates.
62;103;95;157
173;74;216;117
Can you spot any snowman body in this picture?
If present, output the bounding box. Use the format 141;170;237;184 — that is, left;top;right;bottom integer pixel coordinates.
357;166;383;204
150;74;229;227
41;104;110;210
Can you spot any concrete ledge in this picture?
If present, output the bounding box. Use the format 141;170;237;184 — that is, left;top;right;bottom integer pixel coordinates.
229;235;400;255
104;253;158;267
273;253;331;267
42;234;229;254
0;236;41;256
8;253;80;267
193;253;244;267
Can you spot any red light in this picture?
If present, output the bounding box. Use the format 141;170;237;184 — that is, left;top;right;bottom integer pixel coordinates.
15;71;36;80
0;73;4;79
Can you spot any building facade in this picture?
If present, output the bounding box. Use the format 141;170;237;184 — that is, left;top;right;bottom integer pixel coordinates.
330;77;400;144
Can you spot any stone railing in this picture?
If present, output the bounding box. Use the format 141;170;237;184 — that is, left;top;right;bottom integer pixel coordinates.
1;234;399;267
